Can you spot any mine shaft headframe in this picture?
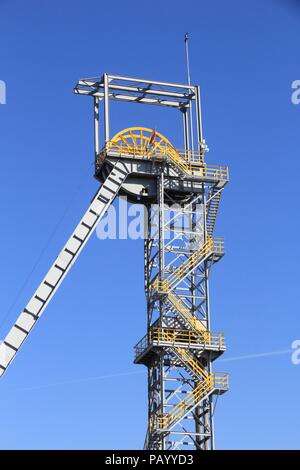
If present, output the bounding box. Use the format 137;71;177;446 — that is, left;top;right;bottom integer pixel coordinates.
73;73;205;157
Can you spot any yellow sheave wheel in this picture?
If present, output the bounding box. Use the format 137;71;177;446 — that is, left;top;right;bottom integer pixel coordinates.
109;127;176;157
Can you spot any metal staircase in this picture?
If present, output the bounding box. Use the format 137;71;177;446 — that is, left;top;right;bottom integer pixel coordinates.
154;237;224;293
169;346;208;381
105;127;229;183
78;76;230;450
140;235;228;437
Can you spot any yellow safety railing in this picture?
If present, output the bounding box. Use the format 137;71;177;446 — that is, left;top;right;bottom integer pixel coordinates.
149;327;224;349
150;329;207;380
103;142;228;181
174;347;208;380
213;372;229;391
134;333;149;358
106;140;193;174
158;376;213;429
166;291;206;335
154;237;224;293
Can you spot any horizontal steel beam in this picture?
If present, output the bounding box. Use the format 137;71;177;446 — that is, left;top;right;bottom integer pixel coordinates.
74;88;189;108
108;74;196;91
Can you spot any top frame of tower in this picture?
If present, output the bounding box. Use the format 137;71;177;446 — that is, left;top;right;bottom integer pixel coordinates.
74;73;197;108
73;73;228;204
74;73;204;148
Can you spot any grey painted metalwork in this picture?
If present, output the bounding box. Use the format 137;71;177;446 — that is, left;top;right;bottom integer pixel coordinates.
0;160;130;376
82;73;228;449
0;73;229;450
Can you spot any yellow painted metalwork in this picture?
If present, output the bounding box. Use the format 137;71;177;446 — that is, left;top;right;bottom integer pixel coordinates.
157;373;228;429
149;327;224;349
107;127;209;173
154;237;224;293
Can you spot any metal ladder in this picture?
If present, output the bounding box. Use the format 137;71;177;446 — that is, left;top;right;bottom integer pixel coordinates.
0;160;129;376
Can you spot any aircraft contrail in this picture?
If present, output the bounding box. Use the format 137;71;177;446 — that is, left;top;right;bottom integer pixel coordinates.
6;347;292;393
219;348;292;362
14;370;144;392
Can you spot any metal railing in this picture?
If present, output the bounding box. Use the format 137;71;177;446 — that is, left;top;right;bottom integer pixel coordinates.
134;333;149;359
174;346;208;380
213;372;229;391
151;327;224;349
99;143;229;181
157;376;213;429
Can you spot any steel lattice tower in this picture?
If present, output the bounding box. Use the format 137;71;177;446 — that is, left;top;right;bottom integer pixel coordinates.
0;73;228;450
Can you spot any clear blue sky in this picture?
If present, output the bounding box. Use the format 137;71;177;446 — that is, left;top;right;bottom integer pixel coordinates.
0;0;299;450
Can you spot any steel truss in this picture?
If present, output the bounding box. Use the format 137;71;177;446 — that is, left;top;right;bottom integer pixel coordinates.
136;176;227;450
0;74;229;451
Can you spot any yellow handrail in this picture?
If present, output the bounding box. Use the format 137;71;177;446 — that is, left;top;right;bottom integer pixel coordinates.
154;237;224;293
105;142;228;180
151;329;207;380
103;142;229;182
134;327;225;361
150;327;224;347
103;127;229;180
157;376;214;429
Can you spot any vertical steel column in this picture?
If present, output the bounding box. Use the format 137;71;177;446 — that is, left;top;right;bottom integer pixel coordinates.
158;172;165;450
189;102;195;156
183;108;190;158
104;73;110;143
202;185;215;450
195;86;203;145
